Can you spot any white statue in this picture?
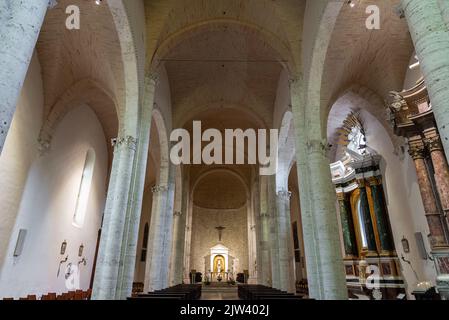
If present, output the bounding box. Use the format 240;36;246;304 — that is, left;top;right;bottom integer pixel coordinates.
217;260;222;273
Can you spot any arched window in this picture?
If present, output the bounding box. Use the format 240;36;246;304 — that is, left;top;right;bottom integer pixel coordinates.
140;223;149;262
73;149;96;228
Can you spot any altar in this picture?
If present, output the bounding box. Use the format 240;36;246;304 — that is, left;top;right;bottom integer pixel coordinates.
205;243;238;282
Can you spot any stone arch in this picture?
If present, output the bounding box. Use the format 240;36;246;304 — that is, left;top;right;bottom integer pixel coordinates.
303;1;345;139
151;108;170;186
191;167;250;201
326;85;405;162
107;0;141;137
277;110;296;190
151;19;296;74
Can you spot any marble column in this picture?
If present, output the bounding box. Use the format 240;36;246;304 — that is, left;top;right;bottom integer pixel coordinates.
0;0;51;153
115;73;157;299
170;170;189;286
357;179;378;255
401;0;449;160
366;177;395;255
408;137;448;248
276;189;295;293
424;129;449;234
92;135;137;299
336;192;358;258
438;0;449;29
305;140;348;299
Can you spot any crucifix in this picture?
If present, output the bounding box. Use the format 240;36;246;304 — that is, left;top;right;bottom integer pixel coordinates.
215;226;226;242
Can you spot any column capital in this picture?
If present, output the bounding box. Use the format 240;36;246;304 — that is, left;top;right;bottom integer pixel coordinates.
48;0;58;9
408;137;426;160
366;176;382;186
336;192;348;201
146;72;160;86
276;189;292;200
356;179;366;188
112;135;137;150
306;139;330;156
151;185;168;193
423;130;443;152
260;212;270;219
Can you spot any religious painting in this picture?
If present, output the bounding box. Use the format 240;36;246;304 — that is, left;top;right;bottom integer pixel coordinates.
381;262;392;276
213;255;225;273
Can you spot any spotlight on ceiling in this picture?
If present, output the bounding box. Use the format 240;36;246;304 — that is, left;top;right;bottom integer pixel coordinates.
95;0;102;5
347;0;356;8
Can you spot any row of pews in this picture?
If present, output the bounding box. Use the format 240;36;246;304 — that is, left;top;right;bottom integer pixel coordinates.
2;289;92;300
128;284;202;300
238;285;304;300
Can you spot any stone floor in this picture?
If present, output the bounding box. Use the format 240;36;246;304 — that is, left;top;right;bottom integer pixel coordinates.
200;283;240;300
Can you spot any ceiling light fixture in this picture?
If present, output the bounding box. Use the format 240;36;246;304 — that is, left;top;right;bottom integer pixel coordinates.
95;0;102;5
347;0;356;8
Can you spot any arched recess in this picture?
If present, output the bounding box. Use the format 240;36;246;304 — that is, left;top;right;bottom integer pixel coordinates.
326;85;405;162
186;167;255;280
38;79;119;164
326;91;436;298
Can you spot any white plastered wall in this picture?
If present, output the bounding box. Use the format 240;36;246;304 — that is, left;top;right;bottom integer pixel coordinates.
0;102;108;298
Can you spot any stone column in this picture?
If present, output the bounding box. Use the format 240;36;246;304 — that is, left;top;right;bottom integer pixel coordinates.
92;135;137;299
170;170;189;286
159;164;176;289
0;0;51;153
115;73;157;299
268;177;280;289
258;175;271;286
336;192;358;258
357;179;378;256
306;140;348;300
366;177;395;255
290;77;347;299
401;0;449;160
408;137;448;247
438;0;449;29
144;184;169;291
276;189;295;293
